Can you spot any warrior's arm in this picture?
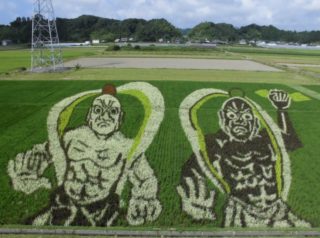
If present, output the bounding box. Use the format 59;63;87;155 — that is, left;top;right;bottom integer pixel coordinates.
177;152;216;221
126;153;161;225
7;142;52;194
269;89;303;151
276;110;302;151
128;153;159;199
179;154;206;192
179;133;223;189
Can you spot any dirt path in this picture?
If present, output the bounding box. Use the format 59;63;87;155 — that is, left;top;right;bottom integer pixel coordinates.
64;57;282;72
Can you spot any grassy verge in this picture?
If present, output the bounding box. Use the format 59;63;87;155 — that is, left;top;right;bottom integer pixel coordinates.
2;45;320;74
100;45;242;59
223;46;320;56
300;67;320;74
1;68;319;85
0;80;319;228
1;234;108;238
221;46;320;65
2;223;320;231
0;47;104;74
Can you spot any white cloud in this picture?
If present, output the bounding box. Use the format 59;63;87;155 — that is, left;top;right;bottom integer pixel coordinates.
303;0;320;11
293;0;320;10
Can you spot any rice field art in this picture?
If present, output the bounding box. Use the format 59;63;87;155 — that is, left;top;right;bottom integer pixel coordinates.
1;80;319;229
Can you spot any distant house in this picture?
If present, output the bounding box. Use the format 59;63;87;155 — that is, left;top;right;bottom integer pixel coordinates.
2;40;12;46
92;39;100;44
114;38;130;43
239;39;247;45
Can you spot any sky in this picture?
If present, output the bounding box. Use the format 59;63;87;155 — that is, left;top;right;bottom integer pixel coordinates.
1;0;320;31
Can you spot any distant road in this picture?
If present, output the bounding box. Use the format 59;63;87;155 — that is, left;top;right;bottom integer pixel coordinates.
64;58;281;72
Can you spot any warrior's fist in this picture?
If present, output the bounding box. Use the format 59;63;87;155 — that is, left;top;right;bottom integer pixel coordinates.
127;198;162;225
177;169;216;221
7;142;52;194
268;89;291;110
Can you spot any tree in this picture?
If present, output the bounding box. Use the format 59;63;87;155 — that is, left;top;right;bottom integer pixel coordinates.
137;19;182;42
188;22;238;42
1;15;320;44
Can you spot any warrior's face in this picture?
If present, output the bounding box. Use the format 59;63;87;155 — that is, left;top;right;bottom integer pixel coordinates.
87;94;122;137
219;97;259;142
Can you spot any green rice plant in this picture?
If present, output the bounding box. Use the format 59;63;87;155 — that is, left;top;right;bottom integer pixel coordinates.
0;80;319;228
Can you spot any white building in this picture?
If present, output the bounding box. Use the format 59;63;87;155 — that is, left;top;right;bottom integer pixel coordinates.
2;40;12;46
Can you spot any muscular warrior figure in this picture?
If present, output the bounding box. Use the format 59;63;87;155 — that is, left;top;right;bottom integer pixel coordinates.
177;90;310;227
8;86;161;226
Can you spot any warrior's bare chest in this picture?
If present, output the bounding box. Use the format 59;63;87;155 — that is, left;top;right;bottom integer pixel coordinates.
67;157;125;184
220;150;276;188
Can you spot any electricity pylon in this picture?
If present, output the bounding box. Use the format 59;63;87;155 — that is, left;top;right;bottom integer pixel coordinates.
31;0;63;71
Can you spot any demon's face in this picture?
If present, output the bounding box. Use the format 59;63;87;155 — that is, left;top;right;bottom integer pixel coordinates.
87;94;123;137
219;97;259;142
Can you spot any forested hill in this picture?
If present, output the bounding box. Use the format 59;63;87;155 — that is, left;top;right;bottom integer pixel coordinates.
0;15;182;44
189;22;320;43
1;15;320;44
56;15;182;42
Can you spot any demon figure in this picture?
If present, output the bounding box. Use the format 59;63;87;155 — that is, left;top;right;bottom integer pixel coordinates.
177;89;310;227
8;82;164;227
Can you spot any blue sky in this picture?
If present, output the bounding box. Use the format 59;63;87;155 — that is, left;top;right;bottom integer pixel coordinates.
1;0;320;31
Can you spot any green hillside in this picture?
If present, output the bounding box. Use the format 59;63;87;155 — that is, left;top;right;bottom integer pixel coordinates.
2;15;320;44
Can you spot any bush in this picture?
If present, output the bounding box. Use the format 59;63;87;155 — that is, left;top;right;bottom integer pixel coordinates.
105;45;121;51
122;44;133;50
19;67;27;71
134;45;141;50
112;45;121;51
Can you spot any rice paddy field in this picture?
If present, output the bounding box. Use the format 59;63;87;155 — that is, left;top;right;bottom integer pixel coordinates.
305;85;320;92
0;45;320;236
0;80;319;225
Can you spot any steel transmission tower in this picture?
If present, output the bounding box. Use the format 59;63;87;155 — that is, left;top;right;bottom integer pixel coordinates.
31;0;63;71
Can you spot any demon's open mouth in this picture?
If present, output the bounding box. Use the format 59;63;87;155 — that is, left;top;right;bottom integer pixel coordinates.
233;126;248;135
97;121;111;127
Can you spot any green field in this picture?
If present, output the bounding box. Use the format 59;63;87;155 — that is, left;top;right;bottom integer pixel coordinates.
1;45;320;86
300;66;320;74
0;47;103;74
0;45;240;75
1;45;320;233
0;46;319;85
304;85;320;93
222;46;320;65
0;80;319;228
